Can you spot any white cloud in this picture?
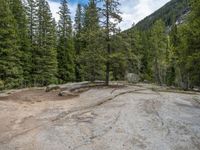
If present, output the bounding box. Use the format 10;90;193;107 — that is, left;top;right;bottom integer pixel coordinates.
48;1;77;22
48;0;171;31
48;1;60;21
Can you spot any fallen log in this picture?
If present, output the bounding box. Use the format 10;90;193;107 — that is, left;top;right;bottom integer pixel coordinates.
65;82;105;92
57;81;105;97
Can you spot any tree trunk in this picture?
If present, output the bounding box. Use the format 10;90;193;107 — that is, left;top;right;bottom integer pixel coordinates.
155;57;162;86
105;0;110;86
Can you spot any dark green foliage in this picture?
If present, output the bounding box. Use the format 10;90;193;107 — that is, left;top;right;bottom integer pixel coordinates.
57;37;75;83
109;30;140;81
120;0;190;84
9;0;32;87
119;0;200;90
101;0;122;85
79;46;105;82
165;25;178;86
0;0;23;89
149;20;167;85
74;3;83;82
26;0;38;45
57;0;75;83
79;0;105;82
32;0;57;86
174;0;200;88
185;0;200;87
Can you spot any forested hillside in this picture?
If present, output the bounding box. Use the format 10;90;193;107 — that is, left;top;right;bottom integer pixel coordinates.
120;0;200;89
0;0;199;90
135;0;189;30
0;0;124;89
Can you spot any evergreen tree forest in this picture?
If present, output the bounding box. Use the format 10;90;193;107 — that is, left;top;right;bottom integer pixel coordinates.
0;0;199;90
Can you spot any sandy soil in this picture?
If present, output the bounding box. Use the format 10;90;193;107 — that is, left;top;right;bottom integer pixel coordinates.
0;84;200;150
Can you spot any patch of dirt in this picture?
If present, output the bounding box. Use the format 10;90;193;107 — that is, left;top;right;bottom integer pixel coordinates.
0;85;126;103
0;89;77;103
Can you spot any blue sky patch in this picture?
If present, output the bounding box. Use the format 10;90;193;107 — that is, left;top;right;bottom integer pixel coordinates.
49;0;88;4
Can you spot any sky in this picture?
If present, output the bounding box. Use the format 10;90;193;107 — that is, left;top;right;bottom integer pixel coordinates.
48;0;170;30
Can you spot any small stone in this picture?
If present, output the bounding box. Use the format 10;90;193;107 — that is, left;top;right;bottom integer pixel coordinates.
58;90;79;97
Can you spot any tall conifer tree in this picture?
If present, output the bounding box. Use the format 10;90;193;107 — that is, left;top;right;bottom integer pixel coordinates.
32;0;57;86
57;0;75;83
185;0;200;87
9;0;32;86
150;20;167;85
26;0;38;45
26;0;38;85
101;0;122;85
80;0;105;82
74;3;83;81
0;0;23;89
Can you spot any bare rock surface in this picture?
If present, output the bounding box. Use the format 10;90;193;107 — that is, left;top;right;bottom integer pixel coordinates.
0;84;200;150
58;90;79;97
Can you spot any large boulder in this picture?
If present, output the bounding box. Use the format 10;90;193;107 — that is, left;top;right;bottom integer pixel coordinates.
126;73;140;83
193;86;200;92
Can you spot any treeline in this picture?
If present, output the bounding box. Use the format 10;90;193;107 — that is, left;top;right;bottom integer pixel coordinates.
121;0;200;89
0;0;199;90
0;0;132;89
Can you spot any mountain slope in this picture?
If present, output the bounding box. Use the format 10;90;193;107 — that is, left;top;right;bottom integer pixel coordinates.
134;0;189;30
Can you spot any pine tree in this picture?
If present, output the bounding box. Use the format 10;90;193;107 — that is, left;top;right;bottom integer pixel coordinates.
80;0;105;82
185;0;200;87
74;3;83;81
0;0;23;89
167;0;200;89
57;0;75;83
150;20;167;85
167;25;179;86
126;28;142;75
110;32;130;80
101;0;122;85
8;0;32;86
26;0;38;85
32;0;57;86
26;0;38;45
74;4;83;35
139;31;152;80
176;0;200;88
